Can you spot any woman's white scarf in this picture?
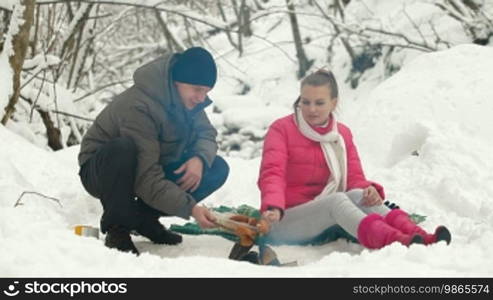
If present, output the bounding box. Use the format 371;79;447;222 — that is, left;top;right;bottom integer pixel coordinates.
294;109;347;199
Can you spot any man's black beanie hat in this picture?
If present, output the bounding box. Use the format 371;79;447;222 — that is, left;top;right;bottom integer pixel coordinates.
172;47;217;88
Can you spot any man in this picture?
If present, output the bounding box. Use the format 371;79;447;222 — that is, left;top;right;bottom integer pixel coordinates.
78;47;229;255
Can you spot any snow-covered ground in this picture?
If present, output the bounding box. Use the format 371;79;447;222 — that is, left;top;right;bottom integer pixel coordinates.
1;44;492;277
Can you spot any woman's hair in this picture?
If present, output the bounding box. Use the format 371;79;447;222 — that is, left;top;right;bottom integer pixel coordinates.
293;69;339;110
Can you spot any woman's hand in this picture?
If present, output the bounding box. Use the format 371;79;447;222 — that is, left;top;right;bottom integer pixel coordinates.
362;186;383;207
262;208;282;224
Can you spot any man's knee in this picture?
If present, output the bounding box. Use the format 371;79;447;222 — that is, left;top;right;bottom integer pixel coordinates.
208;155;229;184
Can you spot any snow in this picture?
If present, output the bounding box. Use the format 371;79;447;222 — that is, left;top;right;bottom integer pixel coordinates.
349;45;493;221
22;53;60;72
0;48;12;111
0;0;17;11
1;44;493;276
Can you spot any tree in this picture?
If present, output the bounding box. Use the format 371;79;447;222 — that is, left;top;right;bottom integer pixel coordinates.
286;0;313;78
1;0;35;126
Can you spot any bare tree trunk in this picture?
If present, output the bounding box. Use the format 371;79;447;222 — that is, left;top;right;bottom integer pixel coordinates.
232;0;243;56
217;0;238;50
66;25;84;89
46;3;55;52
21;93;63;150
332;0;355;61
286;0;312;78
183;16;193;47
240;0;252;37
73;4;100;91
29;3;40;57
154;9;184;52
38;109;63;150
1;0;35;126
58;3;92;87
67;4;93;90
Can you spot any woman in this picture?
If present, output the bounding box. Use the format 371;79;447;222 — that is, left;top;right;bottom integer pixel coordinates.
257;70;451;249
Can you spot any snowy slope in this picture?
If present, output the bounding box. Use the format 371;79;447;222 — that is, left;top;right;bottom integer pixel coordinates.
348;44;493;225
1;44;493;277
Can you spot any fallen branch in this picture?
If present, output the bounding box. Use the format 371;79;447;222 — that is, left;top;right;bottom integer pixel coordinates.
14;191;63;208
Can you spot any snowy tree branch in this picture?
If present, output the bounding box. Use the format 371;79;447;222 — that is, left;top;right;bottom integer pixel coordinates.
72;79;132;103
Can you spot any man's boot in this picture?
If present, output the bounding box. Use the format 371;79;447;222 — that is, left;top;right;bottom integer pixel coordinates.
357;214;424;249
137;218;183;245
384;209;451;245
104;225;140;255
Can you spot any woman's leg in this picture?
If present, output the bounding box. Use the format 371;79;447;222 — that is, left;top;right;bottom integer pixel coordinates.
345;189;391;216
266;191;423;249
266;192;368;245
346;189;451;245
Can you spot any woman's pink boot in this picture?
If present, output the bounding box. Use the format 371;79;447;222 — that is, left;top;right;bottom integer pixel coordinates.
384;209;451;245
357;214;424;249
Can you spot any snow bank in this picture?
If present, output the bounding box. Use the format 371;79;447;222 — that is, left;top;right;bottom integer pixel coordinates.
350;44;493;225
